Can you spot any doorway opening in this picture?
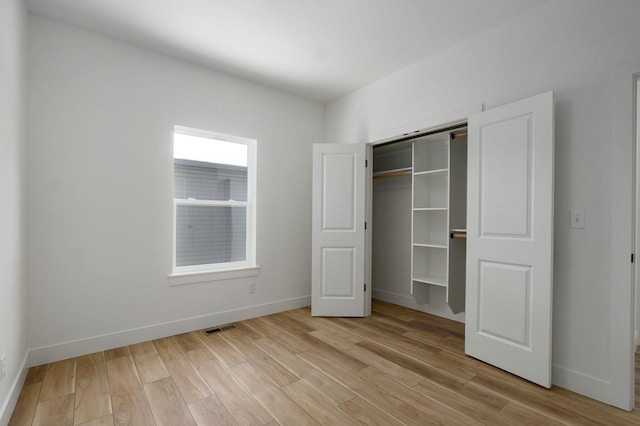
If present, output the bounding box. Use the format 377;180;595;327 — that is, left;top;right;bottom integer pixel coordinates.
371;124;467;323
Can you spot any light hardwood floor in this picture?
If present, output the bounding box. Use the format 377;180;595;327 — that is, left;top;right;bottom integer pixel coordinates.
8;300;640;425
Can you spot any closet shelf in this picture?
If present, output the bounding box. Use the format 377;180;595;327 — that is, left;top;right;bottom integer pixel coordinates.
414;168;448;176
413;277;447;287
413;243;447;249
373;167;412;179
413;207;448;211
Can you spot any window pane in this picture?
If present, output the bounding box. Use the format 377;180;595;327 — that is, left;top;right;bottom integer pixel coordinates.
174;159;247;201
174;133;247;166
176;205;247;267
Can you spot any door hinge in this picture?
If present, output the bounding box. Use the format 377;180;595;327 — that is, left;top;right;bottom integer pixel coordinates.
364;283;367;292
365;159;368;167
364;221;367;230
632;253;635;263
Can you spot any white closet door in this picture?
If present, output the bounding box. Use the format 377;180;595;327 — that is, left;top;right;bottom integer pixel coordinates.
312;143;370;317
465;91;554;387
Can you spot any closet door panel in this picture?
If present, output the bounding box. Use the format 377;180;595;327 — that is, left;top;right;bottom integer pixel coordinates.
479;115;532;237
466;91;554;388
312;143;369;317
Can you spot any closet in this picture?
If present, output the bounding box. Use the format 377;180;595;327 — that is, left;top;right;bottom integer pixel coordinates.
313;91;554;388
372;127;467;316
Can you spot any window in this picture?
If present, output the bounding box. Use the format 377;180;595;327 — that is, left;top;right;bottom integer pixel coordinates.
173;126;256;274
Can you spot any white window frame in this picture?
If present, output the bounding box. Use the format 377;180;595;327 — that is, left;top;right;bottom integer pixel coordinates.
171;125;257;276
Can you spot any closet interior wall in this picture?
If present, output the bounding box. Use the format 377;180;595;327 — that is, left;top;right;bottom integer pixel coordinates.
372;128;467;323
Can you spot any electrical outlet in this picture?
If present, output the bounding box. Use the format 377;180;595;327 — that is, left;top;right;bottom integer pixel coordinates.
570;209;585;229
1;354;6;382
248;282;256;294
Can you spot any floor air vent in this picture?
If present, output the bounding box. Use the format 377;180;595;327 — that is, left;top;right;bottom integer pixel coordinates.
204;324;237;335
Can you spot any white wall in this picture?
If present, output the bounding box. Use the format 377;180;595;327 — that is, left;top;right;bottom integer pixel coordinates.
326;0;640;408
0;0;28;423
27;15;324;363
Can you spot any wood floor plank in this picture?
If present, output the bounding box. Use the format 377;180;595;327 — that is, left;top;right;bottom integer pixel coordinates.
221;329;298;388
173;331;209;353
358;365;483;425
251;337;311;377
415;376;509;413
281;379;360;425
274;309;319;333
40;358;76;401
130;341;170;384
310;328;424;386
104;346;131;361
496;401;565;425
194;357;274;425
245;316;312;354
470;374;603;425
75;414;115;426
429;347;507;378
291;331;368;373
228;362;319;425
552;386;640;424
309;325;362;346
409;311;466;336
32;394;75;426
412;378;512;426
24;365;47;386
106;356;155;426
199;332;248;367
144;377;196;426
74;352;112;425
298;349;439;425
283;308;365;334
361;312;414;335
9;300;640;425
372;299;427;322
338;396;405;425
8;382;41;426
185;348;216;367
252;337;355;405
188;395;238;426
153;336;212;404
350;323;441;356
478;371;640;426
403;329;466;353
357;338;474;384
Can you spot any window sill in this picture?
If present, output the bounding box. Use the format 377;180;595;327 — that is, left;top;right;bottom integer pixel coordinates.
168;266;260;287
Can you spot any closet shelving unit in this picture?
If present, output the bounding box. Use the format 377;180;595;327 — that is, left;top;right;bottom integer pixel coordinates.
371;128;466;314
411;135;450;288
411;129;467;313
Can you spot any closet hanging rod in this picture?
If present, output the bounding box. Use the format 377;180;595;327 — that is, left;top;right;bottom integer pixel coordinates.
450;229;467;239
373;169;413;180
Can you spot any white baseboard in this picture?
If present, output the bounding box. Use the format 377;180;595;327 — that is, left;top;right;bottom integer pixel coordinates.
0;352;30;426
373;289;465;323
551;364;614;407
29;296;311;367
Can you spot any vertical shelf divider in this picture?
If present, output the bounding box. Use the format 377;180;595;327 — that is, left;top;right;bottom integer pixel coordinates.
411;134;450;296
